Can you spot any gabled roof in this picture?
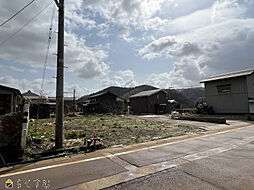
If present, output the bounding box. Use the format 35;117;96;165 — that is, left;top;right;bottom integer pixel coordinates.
200;69;254;83
0;84;22;96
22;90;39;97
130;89;166;98
89;91;118;99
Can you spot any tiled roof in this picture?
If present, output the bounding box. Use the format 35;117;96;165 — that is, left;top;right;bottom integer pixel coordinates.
22;90;39;97
200;69;254;83
130;89;165;98
89;91;118;98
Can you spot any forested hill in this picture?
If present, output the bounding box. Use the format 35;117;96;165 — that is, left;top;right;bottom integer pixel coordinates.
78;85;204;108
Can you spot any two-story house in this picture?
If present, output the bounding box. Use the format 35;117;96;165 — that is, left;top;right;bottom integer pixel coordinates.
129;89;170;114
201;69;254;113
82;91;123;114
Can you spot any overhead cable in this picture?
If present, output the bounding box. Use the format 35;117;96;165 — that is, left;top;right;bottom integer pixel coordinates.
0;0;35;27
0;1;53;46
40;4;56;93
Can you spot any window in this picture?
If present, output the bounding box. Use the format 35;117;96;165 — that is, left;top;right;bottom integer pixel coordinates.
156;94;160;99
91;98;97;102
217;84;231;93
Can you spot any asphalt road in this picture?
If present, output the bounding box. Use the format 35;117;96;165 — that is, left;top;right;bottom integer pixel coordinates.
0;122;254;190
106;141;254;190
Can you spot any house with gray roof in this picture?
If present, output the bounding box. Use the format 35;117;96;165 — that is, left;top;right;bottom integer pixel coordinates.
129;89;170;114
201;69;254;113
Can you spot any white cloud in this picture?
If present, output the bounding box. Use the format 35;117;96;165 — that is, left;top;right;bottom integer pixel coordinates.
211;0;247;23
0;75;96;98
178;19;254;75
139;36;176;56
97;23;111;38
118;25;133;42
1;0;254;92
0;75;55;95
64;83;98;98
142;0;254;88
0;64;38;74
0;0;110;80
0;65;23;73
84;0;167;41
146;57;204;89
101;70;138;88
64;32;109;79
139;36;202;59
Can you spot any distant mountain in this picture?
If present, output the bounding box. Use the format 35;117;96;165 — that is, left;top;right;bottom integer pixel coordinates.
121;85;157;99
165;87;205;108
78;85;156;103
78;85;204;108
101;85;158;98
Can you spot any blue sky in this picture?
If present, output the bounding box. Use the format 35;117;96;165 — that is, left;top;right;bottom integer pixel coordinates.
0;0;254;97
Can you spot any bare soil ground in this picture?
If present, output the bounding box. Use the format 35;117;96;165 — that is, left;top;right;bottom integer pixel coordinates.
26;114;208;156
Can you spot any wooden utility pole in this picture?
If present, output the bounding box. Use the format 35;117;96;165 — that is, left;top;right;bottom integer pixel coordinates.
73;89;75;115
55;0;64;149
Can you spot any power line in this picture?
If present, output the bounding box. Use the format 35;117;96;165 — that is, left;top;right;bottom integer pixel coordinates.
40;4;56;93
0;0;35;27
0;1;54;46
36;4;56;128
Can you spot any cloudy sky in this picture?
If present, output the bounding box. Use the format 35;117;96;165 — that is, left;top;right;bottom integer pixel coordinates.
0;0;254;97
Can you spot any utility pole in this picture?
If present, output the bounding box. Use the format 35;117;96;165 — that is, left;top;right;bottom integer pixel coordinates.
55;0;64;149
73;89;75;115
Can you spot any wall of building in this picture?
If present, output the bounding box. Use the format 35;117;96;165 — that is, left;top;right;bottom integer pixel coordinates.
47;98;76;114
97;93;117;113
147;91;168;113
0;112;23;163
247;73;254;99
130;91;169;114
0;88;19;114
88;93;118;113
130;96;148;114
64;100;75;113
205;76;249;113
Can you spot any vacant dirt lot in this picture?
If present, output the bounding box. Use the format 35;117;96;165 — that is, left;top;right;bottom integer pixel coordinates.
26;114;207;155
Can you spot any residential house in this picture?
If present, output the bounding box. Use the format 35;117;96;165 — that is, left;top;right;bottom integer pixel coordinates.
0;85;22;115
22;90;50;119
129;89;170;114
22;90;46;104
48;97;76;114
200;69;254;113
82;91;123;114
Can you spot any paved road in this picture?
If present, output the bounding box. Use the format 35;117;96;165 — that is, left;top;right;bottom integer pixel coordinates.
0;123;254;190
106;140;254;190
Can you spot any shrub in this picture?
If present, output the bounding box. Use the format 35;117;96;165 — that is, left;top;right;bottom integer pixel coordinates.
195;102;214;114
78;131;86;137
73;147;80;153
65;131;86;139
65;131;78;139
27;132;44;144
